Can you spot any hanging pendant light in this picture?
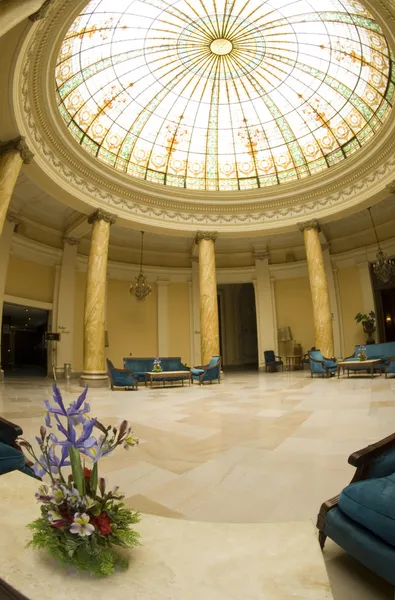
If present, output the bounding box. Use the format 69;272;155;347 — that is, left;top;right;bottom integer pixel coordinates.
368;207;395;284
130;231;152;300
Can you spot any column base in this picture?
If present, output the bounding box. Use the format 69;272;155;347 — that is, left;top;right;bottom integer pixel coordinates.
80;371;109;388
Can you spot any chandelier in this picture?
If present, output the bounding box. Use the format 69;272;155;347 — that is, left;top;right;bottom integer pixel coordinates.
368;207;395;284
130;231;152;300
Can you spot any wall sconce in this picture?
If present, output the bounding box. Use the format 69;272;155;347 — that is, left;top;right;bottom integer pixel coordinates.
386;315;392;323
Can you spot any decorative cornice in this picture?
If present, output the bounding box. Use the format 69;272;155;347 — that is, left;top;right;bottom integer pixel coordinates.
195;231;218;242
0;137;34;164
87;209;117;226
297;220;321;233
63;236;79;246
29;0;54;22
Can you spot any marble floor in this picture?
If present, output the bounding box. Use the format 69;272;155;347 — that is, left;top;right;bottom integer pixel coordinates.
1;370;394;599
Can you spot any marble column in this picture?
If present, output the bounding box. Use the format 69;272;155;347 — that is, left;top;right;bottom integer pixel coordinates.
0;0;52;38
196;232;220;366
191;257;201;366
0;213;19;381
254;250;277;370
0;137;33;237
322;245;342;358
157;280;169;356
55;237;79;377
298;220;334;358
81;209;116;387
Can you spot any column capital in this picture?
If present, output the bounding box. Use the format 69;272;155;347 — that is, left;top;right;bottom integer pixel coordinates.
297;219;321;233
6;211;20;225
29;0;54;22
0;136;34;164
88;209;117;225
63;236;80;246
156;279;170;287
195;231;218;243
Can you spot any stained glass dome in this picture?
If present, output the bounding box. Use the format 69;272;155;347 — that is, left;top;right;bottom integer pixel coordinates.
56;0;394;192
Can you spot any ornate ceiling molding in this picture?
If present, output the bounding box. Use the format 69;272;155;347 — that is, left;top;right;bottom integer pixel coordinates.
11;0;395;234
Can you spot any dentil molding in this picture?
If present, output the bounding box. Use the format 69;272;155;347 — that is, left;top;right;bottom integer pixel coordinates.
10;0;395;233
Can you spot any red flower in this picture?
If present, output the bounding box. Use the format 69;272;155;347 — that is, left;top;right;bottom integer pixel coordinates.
51;520;67;529
95;512;112;535
84;467;92;479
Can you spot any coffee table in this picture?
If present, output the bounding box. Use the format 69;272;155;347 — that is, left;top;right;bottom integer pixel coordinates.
145;370;192;388
286;355;302;370
337;359;383;379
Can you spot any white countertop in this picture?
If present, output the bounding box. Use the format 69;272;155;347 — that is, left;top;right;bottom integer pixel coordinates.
0;472;333;600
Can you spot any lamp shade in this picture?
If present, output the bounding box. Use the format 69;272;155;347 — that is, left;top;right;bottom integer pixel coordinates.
278;327;293;342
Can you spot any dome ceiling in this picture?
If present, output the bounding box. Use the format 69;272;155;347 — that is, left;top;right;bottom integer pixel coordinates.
55;0;394;193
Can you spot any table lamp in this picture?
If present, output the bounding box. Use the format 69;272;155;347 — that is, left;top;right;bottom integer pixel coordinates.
278;327;293;357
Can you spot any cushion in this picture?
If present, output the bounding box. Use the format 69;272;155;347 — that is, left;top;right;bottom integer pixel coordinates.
191;368;204;375
368;448;395;479
0;442;26;476
339;473;395;546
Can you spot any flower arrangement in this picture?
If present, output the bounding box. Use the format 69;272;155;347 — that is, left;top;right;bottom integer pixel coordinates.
152;357;162;372
19;384;141;577
357;345;368;361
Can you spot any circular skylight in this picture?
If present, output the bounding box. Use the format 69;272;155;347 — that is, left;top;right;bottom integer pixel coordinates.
56;0;394;192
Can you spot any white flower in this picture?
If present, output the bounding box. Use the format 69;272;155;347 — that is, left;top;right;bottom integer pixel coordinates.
47;510;63;523
66;487;81;507
69;512;95;537
51;485;67;505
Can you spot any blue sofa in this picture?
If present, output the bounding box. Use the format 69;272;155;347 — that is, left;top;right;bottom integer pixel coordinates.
107;359;138;390
317;432;395;585
191;356;221;385
344;342;395;374
123;357;189;383
309;350;337;377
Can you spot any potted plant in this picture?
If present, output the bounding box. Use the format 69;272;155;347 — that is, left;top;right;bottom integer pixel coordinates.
355;311;376;345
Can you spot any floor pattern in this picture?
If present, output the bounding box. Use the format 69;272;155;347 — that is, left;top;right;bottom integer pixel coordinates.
1;371;394;599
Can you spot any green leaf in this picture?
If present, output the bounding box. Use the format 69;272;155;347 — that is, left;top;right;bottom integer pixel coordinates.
68;447;84;495
90;462;98;493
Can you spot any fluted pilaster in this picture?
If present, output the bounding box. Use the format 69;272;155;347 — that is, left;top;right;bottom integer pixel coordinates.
0;137;33;237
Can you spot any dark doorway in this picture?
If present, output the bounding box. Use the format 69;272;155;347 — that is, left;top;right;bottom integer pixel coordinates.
1;303;49;377
217;283;258;370
380;288;395;342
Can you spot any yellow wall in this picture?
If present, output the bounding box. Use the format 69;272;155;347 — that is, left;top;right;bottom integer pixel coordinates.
168;282;191;365
337;267;366;355
5;257;55;303
275;277;315;353
73;271;86;372
106;279;158;365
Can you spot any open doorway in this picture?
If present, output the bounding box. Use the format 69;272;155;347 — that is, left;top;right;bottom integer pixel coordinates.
217;283;258;370
1;303;49;377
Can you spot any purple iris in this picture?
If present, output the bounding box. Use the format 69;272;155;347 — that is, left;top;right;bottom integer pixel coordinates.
49;414;97;452
44;384;90;427
47;446;71;473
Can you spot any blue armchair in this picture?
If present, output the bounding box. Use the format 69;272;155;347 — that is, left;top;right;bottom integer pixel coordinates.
317;432;395;586
263;350;283;372
191;356;221;385
107;359;138;390
0;417;36;478
309;350;337;377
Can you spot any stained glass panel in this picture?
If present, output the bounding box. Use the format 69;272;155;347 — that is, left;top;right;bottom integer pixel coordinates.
55;0;394;191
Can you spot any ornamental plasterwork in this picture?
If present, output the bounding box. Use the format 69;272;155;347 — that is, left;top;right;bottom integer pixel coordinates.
12;0;395;232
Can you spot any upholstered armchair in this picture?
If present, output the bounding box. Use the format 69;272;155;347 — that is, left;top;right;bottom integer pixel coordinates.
107;359;138;390
309;350;337;377
0;417;36;478
317;432;395;586
385;357;395;378
191;356;221;385
263;350;283;372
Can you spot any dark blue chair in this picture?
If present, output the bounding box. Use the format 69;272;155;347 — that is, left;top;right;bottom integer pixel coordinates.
309;350;337;377
107;359;138;390
0;417;35;478
191;356;221;385
385;357;395;378
263;350;283;372
317;432;395;586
